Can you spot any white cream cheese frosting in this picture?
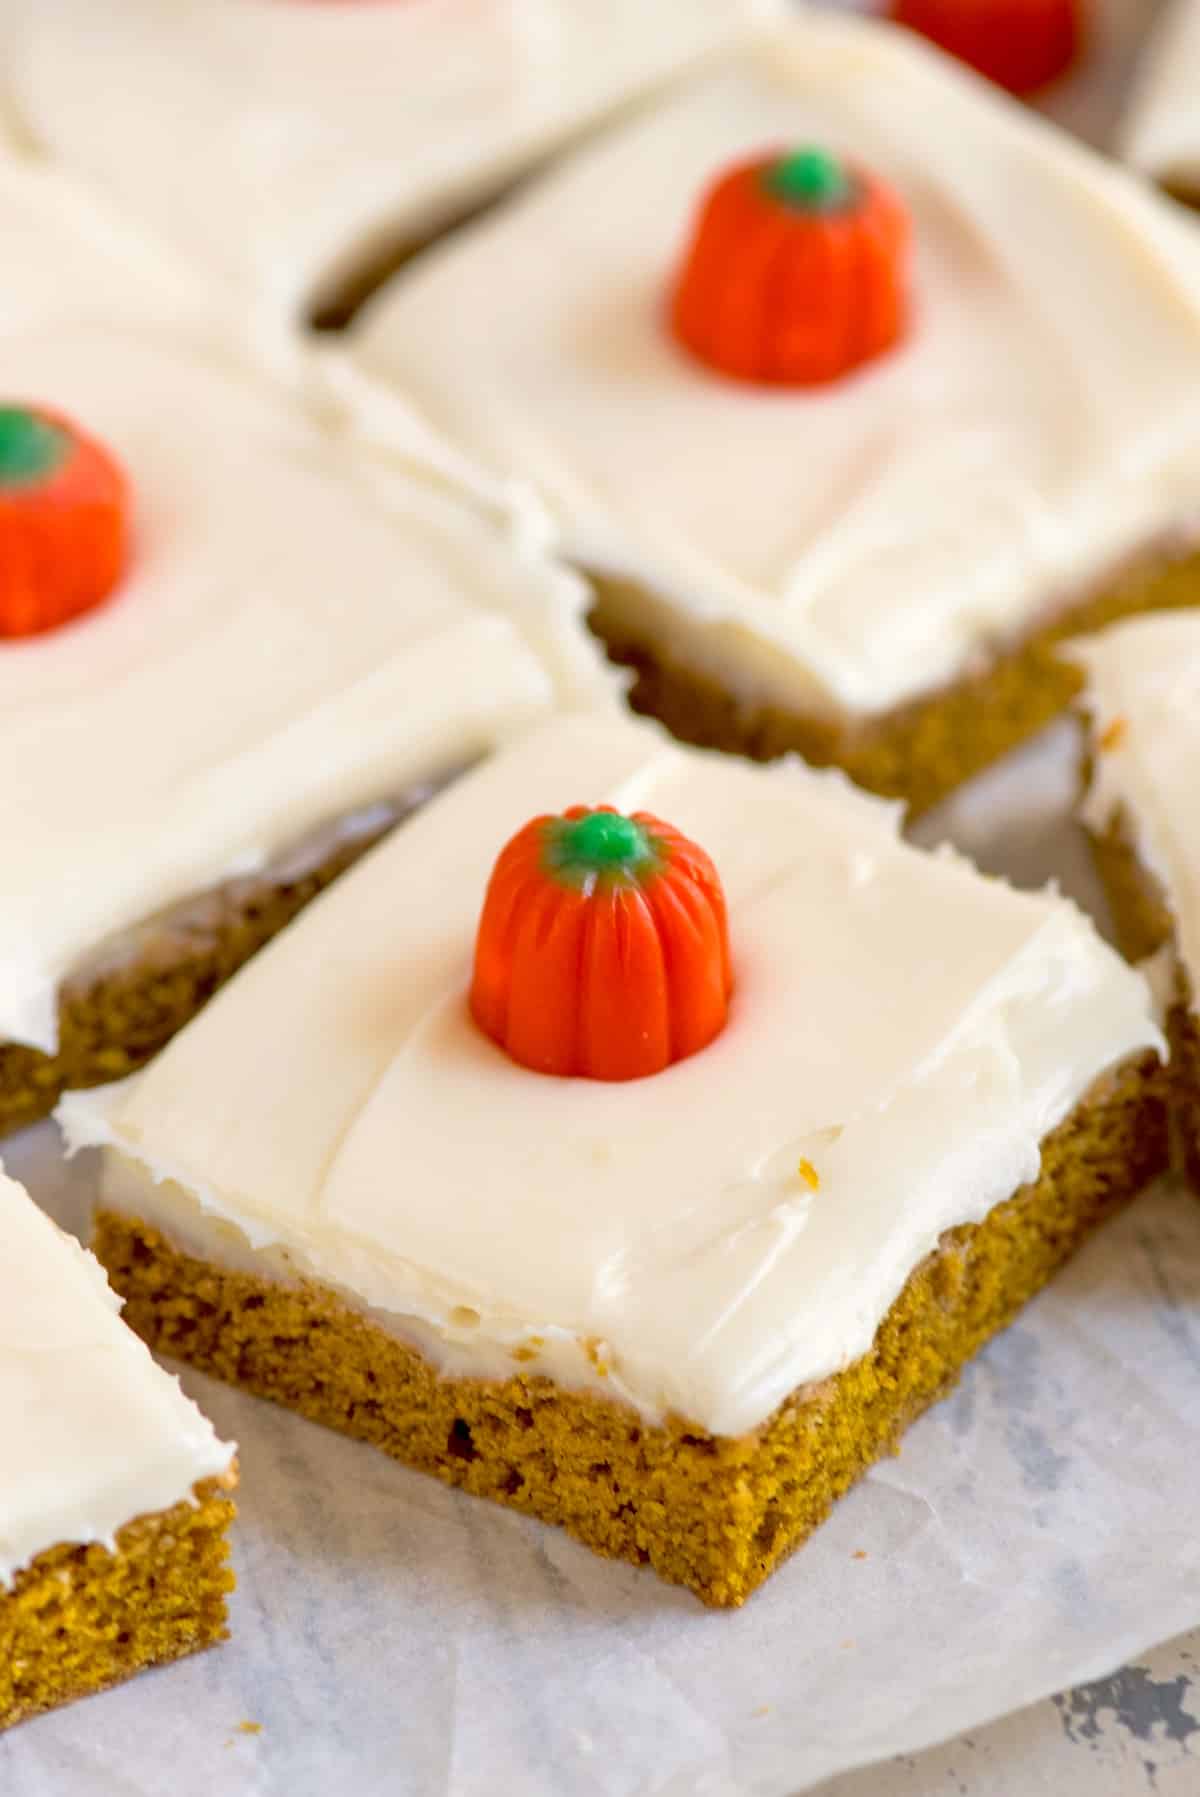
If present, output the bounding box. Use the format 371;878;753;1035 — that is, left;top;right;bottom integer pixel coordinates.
351;14;1200;723
62;712;1162;1438
1072;610;1200;1007
1121;0;1200;192
0;150;227;341
0;1166;233;1586
0;0;779;324
0;319;614;1057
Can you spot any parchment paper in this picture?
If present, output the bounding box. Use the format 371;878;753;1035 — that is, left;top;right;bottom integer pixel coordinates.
3;719;1200;1797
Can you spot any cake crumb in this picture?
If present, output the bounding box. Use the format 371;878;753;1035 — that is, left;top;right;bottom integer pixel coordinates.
852;1549;868;1560
583;1337;611;1378
753;1706;771;1719
237;1721;262;1736
797;1158;821;1192
1100;716;1129;752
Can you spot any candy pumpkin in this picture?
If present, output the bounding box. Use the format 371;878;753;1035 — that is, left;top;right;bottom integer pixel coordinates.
670;146;911;387
0;406;129;639
890;0;1079;96
470;805;732;1081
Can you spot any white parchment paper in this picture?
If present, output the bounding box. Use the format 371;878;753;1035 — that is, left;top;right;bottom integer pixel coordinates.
2;721;1200;1797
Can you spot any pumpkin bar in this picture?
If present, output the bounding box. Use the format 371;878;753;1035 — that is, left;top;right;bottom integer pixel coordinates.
1071;611;1200;1187
62;711;1167;1608
349;14;1200;814
1121;0;1200;203
0;175;614;1135
0;1167;236;1731
0;0;779;328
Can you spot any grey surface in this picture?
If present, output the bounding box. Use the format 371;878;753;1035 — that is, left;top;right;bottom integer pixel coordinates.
818;1635;1200;1795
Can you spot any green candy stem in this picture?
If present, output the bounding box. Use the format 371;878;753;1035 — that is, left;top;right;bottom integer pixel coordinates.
0;408;69;488
765;147;853;212
544;810;659;887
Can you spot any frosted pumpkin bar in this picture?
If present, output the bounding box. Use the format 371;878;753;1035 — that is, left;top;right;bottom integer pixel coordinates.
0;300;610;1135
0;0;780;326
1071;611;1200;1189
0;1168;236;1730
62;712;1167;1607
350;14;1200;812
1121;0;1200;202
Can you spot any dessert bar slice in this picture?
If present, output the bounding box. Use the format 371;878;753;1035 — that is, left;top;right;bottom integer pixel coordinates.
0;1169;235;1730
350;15;1200;812
63;712;1167;1606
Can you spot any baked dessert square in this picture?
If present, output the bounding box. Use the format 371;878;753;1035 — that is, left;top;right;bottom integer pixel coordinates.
0;1167;236;1731
1071;610;1200;1186
0;167;613;1135
350;14;1200;813
0;0;779;327
1121;0;1200;203
63;711;1168;1608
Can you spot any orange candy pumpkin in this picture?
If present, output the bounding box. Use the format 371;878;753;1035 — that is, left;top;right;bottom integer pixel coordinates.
670;147;910;388
470;806;732;1082
0;405;129;639
890;0;1079;96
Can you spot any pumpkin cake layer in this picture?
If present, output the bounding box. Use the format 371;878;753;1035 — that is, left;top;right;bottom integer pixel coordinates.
0;0;778;326
351;15;1200;810
0;288;612;1134
1073;611;1200;1186
2;1475;236;1733
592;546;1200;816
63;711;1165;1604
93;1057;1166;1610
0;1169;236;1729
